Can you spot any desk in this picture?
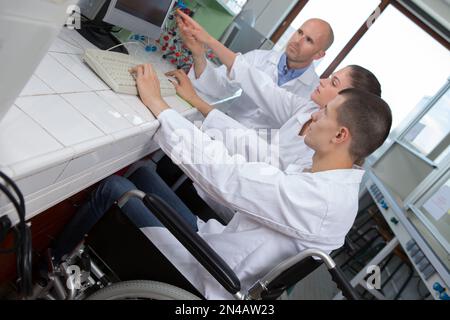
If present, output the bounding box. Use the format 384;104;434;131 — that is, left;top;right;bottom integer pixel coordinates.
0;28;202;225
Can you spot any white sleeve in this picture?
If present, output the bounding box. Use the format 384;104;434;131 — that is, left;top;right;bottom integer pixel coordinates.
154;109;321;227
228;55;312;126
187;51;260;100
201;109;273;163
187;59;240;99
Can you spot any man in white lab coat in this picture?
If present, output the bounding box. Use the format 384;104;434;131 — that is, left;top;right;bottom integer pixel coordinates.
50;63;392;299
179;12;334;129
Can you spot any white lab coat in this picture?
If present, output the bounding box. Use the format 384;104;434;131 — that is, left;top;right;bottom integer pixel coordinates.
202;108;315;171
202;54;322;170
197;108;317;222
142;109;365;300
196;55;320;221
188;50;319;129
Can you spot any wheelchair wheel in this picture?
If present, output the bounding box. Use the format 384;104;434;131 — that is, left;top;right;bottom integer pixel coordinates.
86;280;201;300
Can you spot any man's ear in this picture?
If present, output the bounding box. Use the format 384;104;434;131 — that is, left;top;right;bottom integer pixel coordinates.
313;50;326;61
333;127;351;144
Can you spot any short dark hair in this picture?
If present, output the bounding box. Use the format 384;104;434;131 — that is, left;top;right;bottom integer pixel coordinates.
336;88;392;163
348;65;382;97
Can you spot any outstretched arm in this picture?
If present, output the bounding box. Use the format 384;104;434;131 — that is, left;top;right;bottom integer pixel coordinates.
130;63;297;223
177;9;237;71
176;14;207;79
165;69;273;163
176;13;241;100
228;55;315;125
129;64;169;116
155;107;317;228
165;69;213;117
177;10;314;125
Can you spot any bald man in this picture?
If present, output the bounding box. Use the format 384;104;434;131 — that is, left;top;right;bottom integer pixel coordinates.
179;17;334;129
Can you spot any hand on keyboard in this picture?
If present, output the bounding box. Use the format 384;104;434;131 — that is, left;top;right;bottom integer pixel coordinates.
129;64;170;117
165;69;198;104
83;49;176;97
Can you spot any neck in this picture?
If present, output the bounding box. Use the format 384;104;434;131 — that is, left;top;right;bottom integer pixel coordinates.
286;57;311;70
311;150;354;173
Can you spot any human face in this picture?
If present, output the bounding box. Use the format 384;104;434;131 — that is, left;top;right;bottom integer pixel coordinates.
310;67;353;108
285;19;330;65
304;95;346;154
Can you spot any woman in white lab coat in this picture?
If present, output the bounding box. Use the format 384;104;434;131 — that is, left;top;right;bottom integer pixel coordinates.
186;50;318;130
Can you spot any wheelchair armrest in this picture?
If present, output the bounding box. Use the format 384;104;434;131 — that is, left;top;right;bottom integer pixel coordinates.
248;248;359;300
260;257;322;299
142;193;241;296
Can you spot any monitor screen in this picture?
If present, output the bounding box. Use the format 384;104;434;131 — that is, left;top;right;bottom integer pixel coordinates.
103;0;175;39
115;0;173;27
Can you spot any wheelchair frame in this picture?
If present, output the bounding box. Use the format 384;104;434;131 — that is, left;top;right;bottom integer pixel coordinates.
34;190;359;300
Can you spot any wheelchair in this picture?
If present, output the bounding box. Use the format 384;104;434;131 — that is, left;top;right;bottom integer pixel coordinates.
33;190;359;300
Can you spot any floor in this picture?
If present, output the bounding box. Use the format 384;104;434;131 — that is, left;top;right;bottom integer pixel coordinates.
285;255;431;300
285;205;432;300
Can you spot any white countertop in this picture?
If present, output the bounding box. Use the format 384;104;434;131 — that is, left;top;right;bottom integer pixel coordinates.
0;28;201;225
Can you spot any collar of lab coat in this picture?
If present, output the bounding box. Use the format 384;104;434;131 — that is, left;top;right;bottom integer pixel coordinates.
295;103;319;123
310;167;365;183
285;163;365;184
268;50;318;86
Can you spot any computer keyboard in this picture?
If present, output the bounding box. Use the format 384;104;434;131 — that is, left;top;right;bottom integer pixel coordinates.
83;48;176;96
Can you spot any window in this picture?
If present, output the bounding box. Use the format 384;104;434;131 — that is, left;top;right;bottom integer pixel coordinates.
273;0;381;74
337;6;450;129
411;173;450;256
403;85;450;161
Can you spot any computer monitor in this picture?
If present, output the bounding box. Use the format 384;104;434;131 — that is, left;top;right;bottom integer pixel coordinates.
103;0;176;40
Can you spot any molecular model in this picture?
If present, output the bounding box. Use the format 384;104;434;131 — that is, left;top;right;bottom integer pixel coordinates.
128;1;216;73
158;1;215;73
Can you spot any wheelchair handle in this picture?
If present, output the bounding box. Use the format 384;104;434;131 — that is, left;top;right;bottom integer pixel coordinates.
329;266;359;300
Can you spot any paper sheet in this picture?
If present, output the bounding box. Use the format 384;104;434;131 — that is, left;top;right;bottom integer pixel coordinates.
423;184;450;221
404;122;425;144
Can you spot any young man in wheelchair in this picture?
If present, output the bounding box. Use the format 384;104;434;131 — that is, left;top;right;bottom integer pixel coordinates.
45;60;392;299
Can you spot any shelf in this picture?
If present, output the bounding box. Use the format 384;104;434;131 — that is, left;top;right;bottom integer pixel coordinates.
215;0;242;16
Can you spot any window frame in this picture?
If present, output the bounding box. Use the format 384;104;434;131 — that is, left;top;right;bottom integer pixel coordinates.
269;0;450;78
401;80;450;206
